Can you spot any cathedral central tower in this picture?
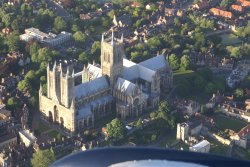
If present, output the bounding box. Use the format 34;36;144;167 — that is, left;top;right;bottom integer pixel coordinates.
101;32;124;87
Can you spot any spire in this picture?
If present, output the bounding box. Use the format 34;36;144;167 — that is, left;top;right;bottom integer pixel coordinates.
66;66;69;77
70;98;75;110
120;33;124;43
111;30;114;45
53;61;56;71
47;63;50;71
102;33;104;42
39;83;43;94
72;68;74;77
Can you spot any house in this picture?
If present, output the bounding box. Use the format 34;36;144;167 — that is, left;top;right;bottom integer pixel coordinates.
231;4;244;12
192;0;209;10
189;140;210;153
80;13;92;21
165;8;175;17
230;124;250;149
237;0;250;7
2;27;12;35
113;14;132;27
131;2;141;8
177;100;200;116
210;8;234;19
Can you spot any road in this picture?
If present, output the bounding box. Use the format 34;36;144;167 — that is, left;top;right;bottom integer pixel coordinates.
45;0;72;21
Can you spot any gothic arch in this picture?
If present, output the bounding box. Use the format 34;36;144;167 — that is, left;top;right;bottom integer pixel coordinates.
54;105;59;123
60;117;64;127
48;111;53;122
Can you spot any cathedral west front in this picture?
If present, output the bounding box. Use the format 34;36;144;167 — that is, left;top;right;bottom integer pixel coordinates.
39;32;173;134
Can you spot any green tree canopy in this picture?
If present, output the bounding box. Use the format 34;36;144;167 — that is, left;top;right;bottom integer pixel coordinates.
180;55;191;71
169;54;180;70
31;149;55;167
53;16;67;32
73;31;86;46
106;118;125;141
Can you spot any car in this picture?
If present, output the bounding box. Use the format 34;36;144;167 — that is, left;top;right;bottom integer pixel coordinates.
125;125;133;130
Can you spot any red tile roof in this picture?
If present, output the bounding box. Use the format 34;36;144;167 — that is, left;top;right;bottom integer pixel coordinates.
237;0;250;7
210;8;233;19
238;124;250;138
231;4;243;12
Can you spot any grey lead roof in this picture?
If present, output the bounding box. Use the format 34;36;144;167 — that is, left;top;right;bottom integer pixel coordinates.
74;76;109;99
139;55;168;71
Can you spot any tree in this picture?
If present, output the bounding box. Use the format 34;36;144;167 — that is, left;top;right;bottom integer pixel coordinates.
106;118;125;141
73;31;86;46
17;79;32;92
5;34;21;51
234;88;244;99
29;42;41;56
180;55;191;71
91;41;101;61
205;82;216;94
78;52;88;63
169;54;180;70
2;13;12;27
7;97;19;111
157;100;171;115
147;37;161;51
227;46;242;58
31;149;55;167
53;16;67;32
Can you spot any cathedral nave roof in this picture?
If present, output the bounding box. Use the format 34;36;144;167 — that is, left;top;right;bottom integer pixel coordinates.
74;76;109;99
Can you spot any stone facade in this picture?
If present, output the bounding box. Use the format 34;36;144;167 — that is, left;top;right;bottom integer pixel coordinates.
39;32;173;134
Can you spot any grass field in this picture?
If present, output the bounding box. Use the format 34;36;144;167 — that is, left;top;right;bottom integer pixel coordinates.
37;122;50;133
47;130;60;138
173;70;195;85
215;114;247;132
219;33;242;46
207;138;230;156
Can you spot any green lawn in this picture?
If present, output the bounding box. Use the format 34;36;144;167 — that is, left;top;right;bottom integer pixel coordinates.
207;138;230;156
37;122;50;133
173;70;195;85
219;33;242;46
215;114;247;132
160;134;177;148
47;130;60;138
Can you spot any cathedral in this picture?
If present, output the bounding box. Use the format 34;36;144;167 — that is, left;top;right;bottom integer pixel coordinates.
39;32;173;134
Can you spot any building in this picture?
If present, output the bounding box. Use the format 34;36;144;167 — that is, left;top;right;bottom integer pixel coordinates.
39;32;173;134
192;0;209;10
176;123;189;141
189;140;210;153
20;27;72;47
230;124;250;149
237;0;250;7
0;109;17;150
210;8;234;19
176;120;203;142
231;4;243;12
19;129;37;147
